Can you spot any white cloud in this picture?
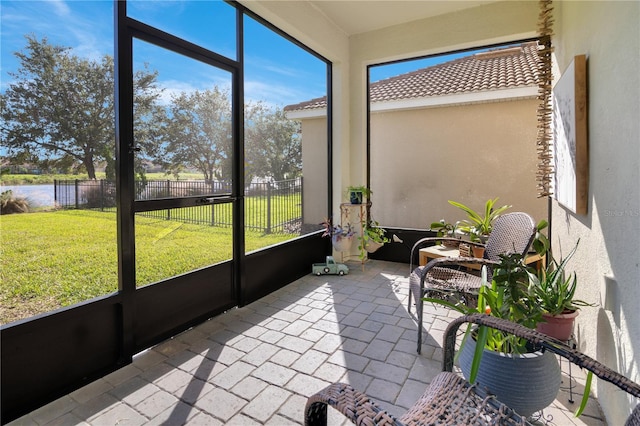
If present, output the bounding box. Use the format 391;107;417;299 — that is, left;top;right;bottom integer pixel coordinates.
1;0;326;110
50;0;72;17
155;78;233;106
244;80;314;108
1;1;114;79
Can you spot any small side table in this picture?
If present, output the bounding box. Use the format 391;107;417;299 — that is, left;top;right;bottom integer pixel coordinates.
419;245;544;271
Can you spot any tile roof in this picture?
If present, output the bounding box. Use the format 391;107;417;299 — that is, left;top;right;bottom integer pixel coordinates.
284;42;540;112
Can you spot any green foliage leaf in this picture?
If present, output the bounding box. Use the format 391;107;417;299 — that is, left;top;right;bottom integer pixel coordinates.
469;325;488;384
533;240;593;315
575;371;593;417
447;198;511;241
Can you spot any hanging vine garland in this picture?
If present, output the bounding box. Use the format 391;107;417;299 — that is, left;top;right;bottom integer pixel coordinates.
536;0;554;198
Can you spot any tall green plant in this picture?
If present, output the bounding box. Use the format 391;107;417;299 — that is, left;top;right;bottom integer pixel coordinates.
481;253;540;353
1;36;161;180
423;252;540;355
422;255;594;417
448;198;511;242
532;219;551;256
532;240;593;315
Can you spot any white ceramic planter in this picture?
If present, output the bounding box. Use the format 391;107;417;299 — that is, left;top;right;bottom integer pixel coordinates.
364;240;384;253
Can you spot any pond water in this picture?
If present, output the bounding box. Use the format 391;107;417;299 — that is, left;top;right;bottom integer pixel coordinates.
1;184;56;207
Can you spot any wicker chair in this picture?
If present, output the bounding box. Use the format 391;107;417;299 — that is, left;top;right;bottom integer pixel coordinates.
304;314;640;426
408;212;536;353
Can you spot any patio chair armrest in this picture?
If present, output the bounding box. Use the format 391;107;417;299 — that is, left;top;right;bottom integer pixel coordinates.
442;314;640;400
305;382;404;426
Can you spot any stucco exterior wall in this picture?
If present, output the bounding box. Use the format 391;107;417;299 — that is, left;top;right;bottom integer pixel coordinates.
242;0;540;224
300;118;328;228
550;2;640;424
370;99;547;228
348;1;539;198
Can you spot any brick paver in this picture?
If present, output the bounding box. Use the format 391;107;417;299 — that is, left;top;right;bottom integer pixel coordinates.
8;260;605;426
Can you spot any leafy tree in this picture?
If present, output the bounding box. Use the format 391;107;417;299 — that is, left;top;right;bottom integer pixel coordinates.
1;35;162;180
245;101;301;183
158;87;232;184
156;92;301;187
244;101;269;185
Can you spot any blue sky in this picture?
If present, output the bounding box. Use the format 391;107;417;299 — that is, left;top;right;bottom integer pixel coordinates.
1;0;473;107
0;0;328;108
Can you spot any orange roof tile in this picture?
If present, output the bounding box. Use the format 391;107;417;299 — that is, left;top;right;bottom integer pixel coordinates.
284;42;540;112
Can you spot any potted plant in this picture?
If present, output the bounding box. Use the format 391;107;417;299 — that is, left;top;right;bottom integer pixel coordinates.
449;198;511;242
429;219;461;248
321;218;355;252
357;219;390;260
423;253;561;418
532;240;594;341
346;185;371;205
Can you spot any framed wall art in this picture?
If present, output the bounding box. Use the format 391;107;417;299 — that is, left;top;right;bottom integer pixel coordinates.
552;54;588;214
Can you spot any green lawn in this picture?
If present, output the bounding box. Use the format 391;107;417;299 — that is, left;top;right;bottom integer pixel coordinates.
0;209;294;324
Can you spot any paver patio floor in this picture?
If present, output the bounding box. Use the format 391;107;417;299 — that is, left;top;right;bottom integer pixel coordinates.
9;260;605;425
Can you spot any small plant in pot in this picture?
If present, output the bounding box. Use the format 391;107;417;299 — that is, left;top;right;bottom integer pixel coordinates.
429;219;461;248
357;219;390;260
347;186;371;205
532;240;594;341
321;218;355;252
449;198;511;243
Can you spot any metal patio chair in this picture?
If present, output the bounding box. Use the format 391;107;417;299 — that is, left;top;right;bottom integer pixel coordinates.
304;314;640;426
408;212;536;353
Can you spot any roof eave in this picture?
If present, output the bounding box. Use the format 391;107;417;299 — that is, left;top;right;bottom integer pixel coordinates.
285;108;328;120
371;86;539;112
284;86;539;118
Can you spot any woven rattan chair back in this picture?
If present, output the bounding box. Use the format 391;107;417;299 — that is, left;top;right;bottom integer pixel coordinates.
483;212;536;262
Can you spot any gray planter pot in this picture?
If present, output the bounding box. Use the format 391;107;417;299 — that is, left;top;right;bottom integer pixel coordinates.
459;335;561;417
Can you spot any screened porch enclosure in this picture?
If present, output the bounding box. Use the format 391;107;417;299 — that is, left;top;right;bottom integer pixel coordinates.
1;1;331;422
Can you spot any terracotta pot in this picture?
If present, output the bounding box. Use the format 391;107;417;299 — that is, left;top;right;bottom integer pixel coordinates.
472;246;485;258
536;310;579;341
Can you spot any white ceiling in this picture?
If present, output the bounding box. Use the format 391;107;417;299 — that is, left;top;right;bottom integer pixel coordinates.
306;1;497;35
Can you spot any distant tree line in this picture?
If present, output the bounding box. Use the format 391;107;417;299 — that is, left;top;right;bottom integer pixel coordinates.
0;36;301;184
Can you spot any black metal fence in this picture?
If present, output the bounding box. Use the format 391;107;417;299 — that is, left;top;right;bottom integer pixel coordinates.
54;178;302;234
